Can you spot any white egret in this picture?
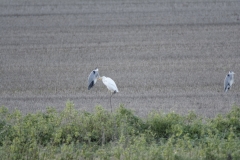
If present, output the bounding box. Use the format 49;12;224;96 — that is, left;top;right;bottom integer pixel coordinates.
99;76;119;112
88;68;99;90
224;71;235;92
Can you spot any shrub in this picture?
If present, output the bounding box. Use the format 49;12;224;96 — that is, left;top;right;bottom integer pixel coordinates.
0;102;240;159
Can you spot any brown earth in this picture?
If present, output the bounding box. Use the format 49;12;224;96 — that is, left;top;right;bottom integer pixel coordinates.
0;0;240;118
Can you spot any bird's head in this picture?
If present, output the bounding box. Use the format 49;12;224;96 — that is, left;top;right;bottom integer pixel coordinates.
229;71;235;75
93;68;100;79
98;76;106;80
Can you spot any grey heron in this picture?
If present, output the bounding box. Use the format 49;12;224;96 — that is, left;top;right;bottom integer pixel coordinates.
88;68;99;90
224;71;235;92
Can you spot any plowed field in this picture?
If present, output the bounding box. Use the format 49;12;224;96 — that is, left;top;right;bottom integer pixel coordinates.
1;0;240;117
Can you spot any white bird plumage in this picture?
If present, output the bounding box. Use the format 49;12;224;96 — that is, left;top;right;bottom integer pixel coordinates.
224;71;235;92
101;76;119;93
99;76;119;112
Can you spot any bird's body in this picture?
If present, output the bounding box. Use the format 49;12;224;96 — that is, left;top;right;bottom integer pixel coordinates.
101;76;119;93
99;76;119;112
88;68;99;90
224;71;235;92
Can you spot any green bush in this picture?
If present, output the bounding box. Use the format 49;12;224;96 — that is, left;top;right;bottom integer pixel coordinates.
0;102;240;159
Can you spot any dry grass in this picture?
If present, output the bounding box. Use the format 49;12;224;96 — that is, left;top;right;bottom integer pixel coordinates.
0;0;240;118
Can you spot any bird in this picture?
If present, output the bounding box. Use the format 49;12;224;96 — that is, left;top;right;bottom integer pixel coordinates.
88;68;100;90
224;71;235;92
98;76;119;112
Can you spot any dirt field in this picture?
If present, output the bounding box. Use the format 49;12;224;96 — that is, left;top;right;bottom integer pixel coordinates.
0;0;240;118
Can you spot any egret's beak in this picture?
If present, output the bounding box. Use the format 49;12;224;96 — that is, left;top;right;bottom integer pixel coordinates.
98;77;102;80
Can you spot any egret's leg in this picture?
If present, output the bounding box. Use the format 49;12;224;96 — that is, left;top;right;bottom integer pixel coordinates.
110;92;113;113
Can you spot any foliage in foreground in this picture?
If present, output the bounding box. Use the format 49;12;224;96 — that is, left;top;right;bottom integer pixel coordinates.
0;101;240;160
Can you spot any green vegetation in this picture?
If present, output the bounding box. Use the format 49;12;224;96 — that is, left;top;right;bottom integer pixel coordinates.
0;101;240;160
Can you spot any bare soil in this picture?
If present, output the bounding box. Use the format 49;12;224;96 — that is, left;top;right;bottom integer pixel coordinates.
1;0;240;118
